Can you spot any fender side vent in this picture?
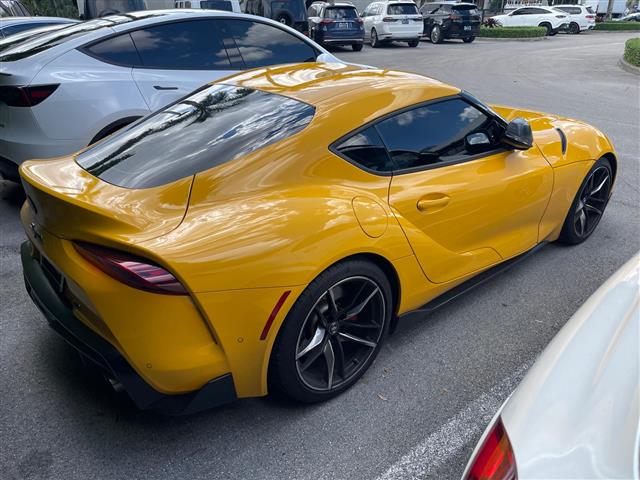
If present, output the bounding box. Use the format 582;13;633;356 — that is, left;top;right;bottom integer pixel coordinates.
555;127;567;155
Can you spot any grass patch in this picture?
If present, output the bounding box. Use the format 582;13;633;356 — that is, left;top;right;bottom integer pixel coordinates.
624;37;640;67
478;26;547;38
595;22;640;31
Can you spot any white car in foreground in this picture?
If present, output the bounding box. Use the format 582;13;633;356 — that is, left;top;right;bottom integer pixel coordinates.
0;9;340;181
491;6;569;36
463;253;640;479
361;0;423;48
553;4;596;34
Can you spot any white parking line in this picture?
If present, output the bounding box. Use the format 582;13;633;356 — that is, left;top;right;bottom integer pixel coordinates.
376;361;533;480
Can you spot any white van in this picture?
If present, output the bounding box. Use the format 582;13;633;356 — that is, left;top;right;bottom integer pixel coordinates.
174;0;241;12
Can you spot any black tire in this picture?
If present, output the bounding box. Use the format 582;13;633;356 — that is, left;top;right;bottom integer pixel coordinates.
275;13;293;27
352;43;363;51
371;28;380;48
430;25;443;44
269;259;392;403
463;36;475;43
539;22;553;36
558;157;613;245
407;39;419;47
569;22;581;34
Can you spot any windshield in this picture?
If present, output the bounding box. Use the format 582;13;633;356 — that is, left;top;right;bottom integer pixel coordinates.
325;7;358;19
387;3;418;15
0;12;165;62
201;0;233;10
76;84;315;189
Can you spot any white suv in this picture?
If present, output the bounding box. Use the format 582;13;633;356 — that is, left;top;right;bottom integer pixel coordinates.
553;4;596;34
492;6;569;36
361;1;423;48
0;9;339;181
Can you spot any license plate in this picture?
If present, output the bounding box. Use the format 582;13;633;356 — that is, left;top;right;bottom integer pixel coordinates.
402;19;409;24
464;25;472;31
338;22;349;29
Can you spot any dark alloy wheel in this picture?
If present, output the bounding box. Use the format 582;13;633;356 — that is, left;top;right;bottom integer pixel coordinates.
569;22;581;34
431;25;443;44
269;260;391;403
371;28;380;48
559;157;613;244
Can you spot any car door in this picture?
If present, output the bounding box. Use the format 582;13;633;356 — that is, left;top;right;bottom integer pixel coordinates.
130;19;237;111
362;3;375;39
382;97;553;284
502;8;525;26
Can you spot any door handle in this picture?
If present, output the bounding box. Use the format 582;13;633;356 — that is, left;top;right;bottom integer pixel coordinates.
416;194;450;212
153;85;179;90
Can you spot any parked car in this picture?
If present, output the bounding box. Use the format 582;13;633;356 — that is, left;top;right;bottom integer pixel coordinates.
552;4;596;33
463;252;639;480
419;2;480;44
0;0;31;17
0;23;73;52
0;17;78;38
174;0;241;12
77;1;176;20
361;0;423;48
616;12;640;21
308;1;363;51
20;62;616;413
240;0;308;34
491;6;569;36
0;10;340;182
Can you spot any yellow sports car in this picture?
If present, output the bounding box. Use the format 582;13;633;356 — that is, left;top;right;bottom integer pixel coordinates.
20;63;616;413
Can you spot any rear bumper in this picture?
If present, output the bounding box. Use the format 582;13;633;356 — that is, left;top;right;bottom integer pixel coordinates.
21;241;237;415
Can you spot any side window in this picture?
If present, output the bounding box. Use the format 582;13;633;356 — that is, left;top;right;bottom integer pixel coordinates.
334;126;394;173
375;98;503;171
130;20;231;70
225;19;317;68
512;8;526;15
531;8;551;14
85;33;142;66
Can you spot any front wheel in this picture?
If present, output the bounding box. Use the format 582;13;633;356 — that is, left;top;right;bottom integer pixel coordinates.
463;36;475;43
269;260;392;403
407;39;419;47
430;25;443;44
352;43;363;51
558;157;613;245
371;28;380;48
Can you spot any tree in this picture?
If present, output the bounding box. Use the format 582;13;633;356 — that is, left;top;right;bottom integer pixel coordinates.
21;0;79;19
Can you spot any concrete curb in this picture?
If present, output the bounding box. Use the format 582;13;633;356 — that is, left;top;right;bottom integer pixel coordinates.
619;57;640;75
475;36;548;42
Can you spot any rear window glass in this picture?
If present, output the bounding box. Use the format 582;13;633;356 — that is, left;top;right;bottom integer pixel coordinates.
0;12;165;62
76;84;315;189
586;6;595;13
452;4;477;13
387;3;418;15
325;7;358;19
201;0;233;10
0;24;67;52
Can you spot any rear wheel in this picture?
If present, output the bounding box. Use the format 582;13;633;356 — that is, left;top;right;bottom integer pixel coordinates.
430;25;443;44
275;13;293;26
371;28;380;48
269;260;392;403
569;22;581;34
539;22;553;36
407;38;419;47
558;157;613;244
352;43;363;51
463;36;475;43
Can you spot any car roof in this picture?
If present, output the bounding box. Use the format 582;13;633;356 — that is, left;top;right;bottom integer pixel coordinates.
222;62;460;115
0;16;76;25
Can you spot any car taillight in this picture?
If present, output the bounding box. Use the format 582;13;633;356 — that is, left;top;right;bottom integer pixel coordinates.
382;16;398;22
449;14;461;20
74;242;187;295
586;15;595;19
320;18;334;24
356;18;363;24
464;418;517;480
0;84;59;107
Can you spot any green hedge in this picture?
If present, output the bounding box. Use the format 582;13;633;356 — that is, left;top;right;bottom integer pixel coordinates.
478;26;547;38
595;22;640;31
624;38;640;66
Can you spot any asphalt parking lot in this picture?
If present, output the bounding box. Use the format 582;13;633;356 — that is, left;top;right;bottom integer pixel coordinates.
1;31;639;480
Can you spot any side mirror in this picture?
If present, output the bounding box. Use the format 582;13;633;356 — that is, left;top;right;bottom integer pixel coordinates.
501;117;533;150
465;132;491;153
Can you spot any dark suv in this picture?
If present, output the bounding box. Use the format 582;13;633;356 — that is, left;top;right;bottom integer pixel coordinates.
241;0;309;34
419;1;480;44
308;1;364;51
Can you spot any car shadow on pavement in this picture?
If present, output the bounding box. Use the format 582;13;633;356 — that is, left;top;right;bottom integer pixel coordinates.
0;180;25;208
